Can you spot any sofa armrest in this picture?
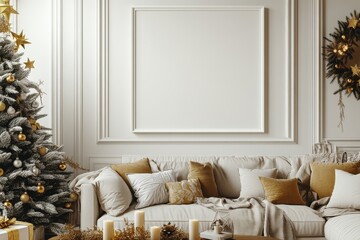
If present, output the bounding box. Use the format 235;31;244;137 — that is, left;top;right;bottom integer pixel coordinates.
80;183;100;230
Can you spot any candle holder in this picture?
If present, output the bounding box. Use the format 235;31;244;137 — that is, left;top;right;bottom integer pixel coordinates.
210;211;233;235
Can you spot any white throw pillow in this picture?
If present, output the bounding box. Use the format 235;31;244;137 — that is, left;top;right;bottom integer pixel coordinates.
127;170;176;209
327;170;360;209
239;168;277;198
94;167;132;216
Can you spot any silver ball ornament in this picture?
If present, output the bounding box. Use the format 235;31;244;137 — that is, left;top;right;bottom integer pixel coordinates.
13;158;22;168
32;166;41;176
7;106;15;115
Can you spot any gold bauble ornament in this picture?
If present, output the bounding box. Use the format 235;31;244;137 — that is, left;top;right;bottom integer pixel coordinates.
3;200;12;208
70;192;78;201
64;202;72;209
38;146;47;156
6;74;15;83
18;132;26;141
20;192;30;203
0;168;3;176
37;183;45;193
0;101;6;112
58;162;67;171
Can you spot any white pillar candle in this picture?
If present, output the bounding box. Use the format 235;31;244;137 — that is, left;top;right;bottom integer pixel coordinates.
103;220;114;240
134;210;145;230
150;226;161;240
189;219;200;240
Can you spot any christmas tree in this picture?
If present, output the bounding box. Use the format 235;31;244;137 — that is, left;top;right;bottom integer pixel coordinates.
0;0;76;234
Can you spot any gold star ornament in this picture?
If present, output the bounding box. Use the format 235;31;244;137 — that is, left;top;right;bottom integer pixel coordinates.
24;58;35;69
11;30;30;49
0;0;18;22
348;16;359;29
351;64;360;76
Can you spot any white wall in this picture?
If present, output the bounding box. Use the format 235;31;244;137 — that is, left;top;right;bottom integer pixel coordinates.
15;0;360;169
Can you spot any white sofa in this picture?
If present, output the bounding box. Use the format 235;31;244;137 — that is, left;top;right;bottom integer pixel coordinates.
79;155;360;240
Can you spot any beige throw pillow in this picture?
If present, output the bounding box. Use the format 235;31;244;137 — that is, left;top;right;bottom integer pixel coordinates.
94;167;132;216
260;177;305;205
188;161;218;197
111;158;152;191
166;179;203;204
239;168;277;198
327;170;360;209
310;161;360;199
127;170;176;209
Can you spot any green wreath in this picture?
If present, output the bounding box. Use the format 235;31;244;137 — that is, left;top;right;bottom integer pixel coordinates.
324;11;360;129
325;11;360;99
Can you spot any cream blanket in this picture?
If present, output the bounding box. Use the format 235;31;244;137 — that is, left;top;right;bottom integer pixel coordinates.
311;197;360;218
197;197;296;240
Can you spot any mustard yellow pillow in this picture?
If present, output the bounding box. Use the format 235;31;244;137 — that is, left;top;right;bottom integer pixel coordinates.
166;179;204;204
111;158;152;191
259;177;305;205
188;161;219;197
310;161;360;199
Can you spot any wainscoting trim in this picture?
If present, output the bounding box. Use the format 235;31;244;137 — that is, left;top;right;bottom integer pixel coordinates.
97;0;297;142
51;0;63;145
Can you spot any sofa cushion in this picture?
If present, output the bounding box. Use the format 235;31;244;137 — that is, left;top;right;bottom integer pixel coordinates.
324;214;360;240
111;158;152;191
94;167;132;216
98;203;216;234
277;205;325;237
239;168;277;198
166;179;203;204
310;161;360;199
127;170;176;209
214;156;265;198
260;178;305;205
327;170;360;209
98;203;274;236
188;161;219;197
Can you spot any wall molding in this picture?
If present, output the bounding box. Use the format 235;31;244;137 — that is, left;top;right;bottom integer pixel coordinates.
326;138;360;153
97;0;297;142
89;156;123;171
74;0;84;166
10;0;17;33
97;0;109;141
131;6;265;134
312;0;323;145
51;0;63;145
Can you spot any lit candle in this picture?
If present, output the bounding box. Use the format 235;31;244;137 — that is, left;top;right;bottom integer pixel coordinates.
189;219;200;240
150;226;161;240
103;220;114;240
134;210;145;230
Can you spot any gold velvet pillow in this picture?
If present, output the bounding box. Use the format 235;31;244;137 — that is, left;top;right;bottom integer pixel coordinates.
111;158;152;191
166;179;204;204
188;161;219;197
310;161;360;199
259;177;305;205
